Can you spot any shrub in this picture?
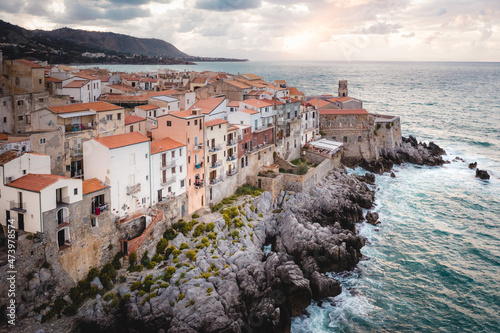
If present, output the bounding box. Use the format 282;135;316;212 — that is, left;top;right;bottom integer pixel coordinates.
180;242;189;250
206;287;213;296
151;253;164;263
192;213;200;218
211;203;223;212
186;299;195;307
129;252;138;266
163;228;177;241
156;238;169;254
186;250;197;262
296;163;308;175
130;281;142;292
140;251;150;266
138;290;146;297
193;224;205;237
177;293;185;301
141;292;157;306
87;267;99;282
170;301;175;307
164;267;176;282
26;233;34;240
208;232;216;240
119;275;126;283
122;293;131;302
99;263;117;289
172;220;192;235
103;292;119;307
165;246;176;258
172;249;182;259
205;223;215;232
112;252;123;270
231;230;240;239
235;184;262;197
200;272;211;280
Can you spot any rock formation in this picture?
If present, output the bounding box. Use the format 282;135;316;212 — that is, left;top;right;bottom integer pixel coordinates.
476;169;490;180
76;170;375;333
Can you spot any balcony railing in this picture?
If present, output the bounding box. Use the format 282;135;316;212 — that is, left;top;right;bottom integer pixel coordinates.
57;215;69;225
70;148;83;156
65;123;94;133
209;177;223;186
227;155;236;162
194;180;204;189
227;140;237;147
10;201;26;212
208;144;222;152
227;169;238;177
92;203;108;215
126;183;141;195
254;123;274;133
210;160;222;169
161;160;176;170
162;175;176;186
194;143;203;151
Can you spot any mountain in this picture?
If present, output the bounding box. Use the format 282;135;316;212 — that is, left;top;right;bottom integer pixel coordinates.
37;27;188;59
0;20;247;64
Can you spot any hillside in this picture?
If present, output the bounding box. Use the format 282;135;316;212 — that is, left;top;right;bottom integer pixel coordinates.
0;20;247;64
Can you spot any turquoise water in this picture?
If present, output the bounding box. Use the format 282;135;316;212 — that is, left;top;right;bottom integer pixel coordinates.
81;61;500;332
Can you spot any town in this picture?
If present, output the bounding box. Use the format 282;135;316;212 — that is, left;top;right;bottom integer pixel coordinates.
0;51;401;325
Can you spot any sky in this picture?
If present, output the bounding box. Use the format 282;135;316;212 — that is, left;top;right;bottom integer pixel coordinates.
0;0;499;62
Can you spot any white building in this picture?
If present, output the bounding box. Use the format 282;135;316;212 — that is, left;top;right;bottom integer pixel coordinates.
61;74;101;103
239;99;276;128
301;104;320;145
150;137;187;205
83;132;151;220
227;108;262;132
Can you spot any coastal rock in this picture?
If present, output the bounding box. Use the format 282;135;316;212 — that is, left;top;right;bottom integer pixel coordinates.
310;271;341;300
390;172;396;178
90;277;104;290
475;169;490;180
365;212;379;225
469;162;477;169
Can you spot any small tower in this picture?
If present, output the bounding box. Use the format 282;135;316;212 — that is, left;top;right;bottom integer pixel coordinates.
338;80;348;97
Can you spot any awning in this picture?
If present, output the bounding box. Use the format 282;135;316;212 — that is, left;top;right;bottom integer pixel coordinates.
58;110;96;118
309;139;343;151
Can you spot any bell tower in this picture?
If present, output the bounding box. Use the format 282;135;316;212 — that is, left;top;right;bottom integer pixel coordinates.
338;80;348;97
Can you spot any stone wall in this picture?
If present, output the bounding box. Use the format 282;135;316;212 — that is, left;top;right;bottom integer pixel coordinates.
207;173;239;207
122;210;163;257
374;115;402;149
274;154;294;171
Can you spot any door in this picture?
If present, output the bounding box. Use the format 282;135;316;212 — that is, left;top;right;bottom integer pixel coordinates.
58;230;65;247
181;205;185;217
123;241;128;255
6;210;10;224
56;188;62;203
57;209;64;225
158;189;162;202
18;192;23;209
18;213;24;231
211;138;215;149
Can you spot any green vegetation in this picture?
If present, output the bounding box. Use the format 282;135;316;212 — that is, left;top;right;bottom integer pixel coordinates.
205;222;215;232
177;293;185;301
180;242;189;250
192;223;205;237
156;238;169;254
192;213;200;218
163;227;178;241
186;250;197;262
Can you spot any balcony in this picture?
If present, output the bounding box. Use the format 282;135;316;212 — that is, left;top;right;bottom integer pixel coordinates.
208;144;222;152
126;183;141;195
92;203;108;215
254;123;274;133
65;123;94;133
70;148;83;157
227;155;236;162
57;197;71;207
210;160;222;169
227;140;237;147
209;177;224;186
226;169;238;177
194;180;204;189
10;201;26;213
57;215;70;227
162;175;176;186
195;162;203;169
238;135;243;142
194;143;203;151
161;160;176;170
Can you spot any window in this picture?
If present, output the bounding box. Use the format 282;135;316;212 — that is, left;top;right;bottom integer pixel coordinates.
39;138;46;144
172;167;176;174
167;121;172;126
23;170;26;175
130;125;134;132
241;157;245;168
343;136;348;143
142;197;146;204
39;79;42;84
18;116;23;121
145;153;148;159
258;152;261;160
188;156;191;164
74;188;78;195
179;166;182;173
39;98;44;103
358;136;362;142
180;179;185;187
91;218;98;228
117;113;121;120
171;151;175;158
179;149;182;156
245;156;248;166
241;144;244;150
106;114;113;121
194;119;197;125
15;77;19;86
66;165;70;172
187;121;190;126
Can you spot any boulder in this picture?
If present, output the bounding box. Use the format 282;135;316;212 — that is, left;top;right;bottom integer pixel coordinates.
90;277;104;290
469;162;477;169
310;271;341;300
365;211;379;225
390;172;396;178
476;169;490;180
39;268;51;283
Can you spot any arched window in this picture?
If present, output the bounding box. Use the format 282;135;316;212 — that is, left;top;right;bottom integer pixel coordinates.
343;136;348;143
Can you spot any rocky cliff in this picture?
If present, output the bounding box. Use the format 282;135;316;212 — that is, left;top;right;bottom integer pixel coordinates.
74;170;374;333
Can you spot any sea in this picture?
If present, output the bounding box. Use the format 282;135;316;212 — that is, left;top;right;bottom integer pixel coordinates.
80;61;500;332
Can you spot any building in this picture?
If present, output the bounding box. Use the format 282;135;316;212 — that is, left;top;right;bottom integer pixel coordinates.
150;137;187;207
125;115;147;136
152;108;205;214
300;103;320;146
83;132;151;221
2;59;45;95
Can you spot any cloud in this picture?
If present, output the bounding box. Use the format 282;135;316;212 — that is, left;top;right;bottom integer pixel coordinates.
355;22;403;35
480;24;493;41
198;22;231;37
402;32;415;38
424;32;440;44
195;0;261;12
436;7;447;16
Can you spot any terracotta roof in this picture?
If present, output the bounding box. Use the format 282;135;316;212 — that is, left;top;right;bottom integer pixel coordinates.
274;80;287;85
57;65;78;72
0;133;8;140
94;132;149;149
227;101;240;107
150;137;185;155
14;59;42;68
125;115;145;125
246;90;265;96
288;87;304;96
192;77;208;84
226;80;252;89
241;99;273;109
188;97;225;115
83;178;108;195
45;76;62;82
75;73;100;80
64;80;89;88
8;174;71;192
319;109;368;115
241;73;261;80
327;97;353;103
169;110;203;119
107;84;140;92
140;78;158;83
136;104;159;111
96;75;110;82
205;118;228;127
240;109;259;115
307;98;332;108
227;124;238;131
49;102;122;114
0;151;18;165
